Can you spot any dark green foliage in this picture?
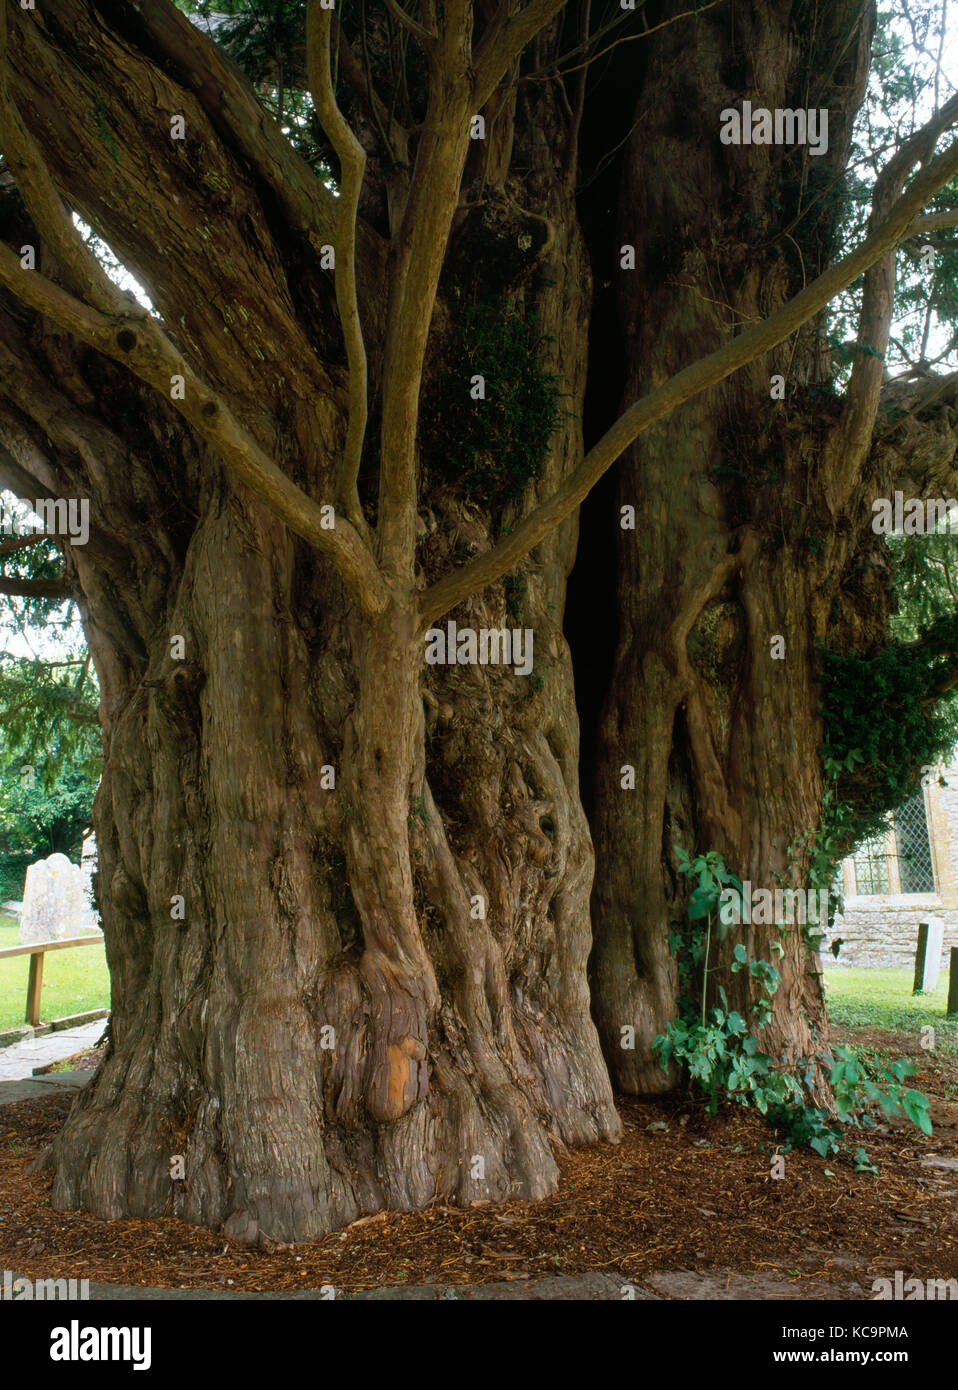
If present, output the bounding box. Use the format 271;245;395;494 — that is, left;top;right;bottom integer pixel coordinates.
189;0;431;168
888;528;958;637
192;0;305;83
441;192;549;301
0;852;31;903
0;760;94;863
817;612;958;846
0;656;100;787
423;301;562;508
0;504;100;786
190;0;330;166
828;0;958;379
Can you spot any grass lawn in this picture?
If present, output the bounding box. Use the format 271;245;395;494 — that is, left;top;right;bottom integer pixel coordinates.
825;965;958;1047
0;914;109;1033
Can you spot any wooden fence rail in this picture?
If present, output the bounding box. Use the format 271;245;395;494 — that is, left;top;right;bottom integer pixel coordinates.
0;934;105;1026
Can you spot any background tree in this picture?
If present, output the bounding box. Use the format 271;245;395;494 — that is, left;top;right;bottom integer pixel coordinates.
0;758;95;874
0;506;99;895
0;0;955;1243
585;0;958;1096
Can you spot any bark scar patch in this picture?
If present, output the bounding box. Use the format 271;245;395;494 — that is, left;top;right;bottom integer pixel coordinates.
385;1036;426;1118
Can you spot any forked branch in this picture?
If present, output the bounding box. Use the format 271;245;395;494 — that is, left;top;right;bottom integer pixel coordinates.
834;93;958;488
0;244;389;617
0;575;71;600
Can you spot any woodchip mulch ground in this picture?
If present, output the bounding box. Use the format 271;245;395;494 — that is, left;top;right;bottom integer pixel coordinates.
1;1025;956;1296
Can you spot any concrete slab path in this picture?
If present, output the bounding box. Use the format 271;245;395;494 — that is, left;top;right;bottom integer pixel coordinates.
0;1020;105;1082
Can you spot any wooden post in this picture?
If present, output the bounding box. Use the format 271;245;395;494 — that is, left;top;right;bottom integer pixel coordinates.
25;950;44;1026
948;947;958;1018
0;935;103;1030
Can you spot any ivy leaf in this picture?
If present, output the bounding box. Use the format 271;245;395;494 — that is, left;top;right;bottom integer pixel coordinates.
687;887;714;920
903;1091;933;1136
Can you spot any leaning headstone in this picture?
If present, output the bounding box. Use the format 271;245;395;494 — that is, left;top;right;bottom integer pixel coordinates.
913;917;945;994
18;852;87;945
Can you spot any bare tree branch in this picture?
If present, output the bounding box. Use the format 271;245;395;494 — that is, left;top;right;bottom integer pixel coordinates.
0;575;71;600
332;11;409;161
906;209;958;235
307;0;372;543
510;0;731;95
472;0;567;107
521;0;635;80
564;0;590;176
383;0;438;55
376;3;476;579
419;131;958;625
360;0;399;164
934;0;950;113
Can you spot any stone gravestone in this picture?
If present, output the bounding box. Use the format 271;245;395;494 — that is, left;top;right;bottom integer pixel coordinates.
18;851;87;944
78;833;100;934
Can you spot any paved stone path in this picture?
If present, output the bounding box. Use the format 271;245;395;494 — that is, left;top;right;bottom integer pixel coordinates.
0;1020;105;1082
3;1272;653;1300
0;1068;90;1103
1;1269;872;1299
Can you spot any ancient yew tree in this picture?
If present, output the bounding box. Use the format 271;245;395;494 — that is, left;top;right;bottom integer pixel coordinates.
0;0;957;1241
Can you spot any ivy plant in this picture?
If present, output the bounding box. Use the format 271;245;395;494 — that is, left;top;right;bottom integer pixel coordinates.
653;847;932;1165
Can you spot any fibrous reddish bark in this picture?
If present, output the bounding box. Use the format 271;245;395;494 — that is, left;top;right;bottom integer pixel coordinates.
591;0;876;1092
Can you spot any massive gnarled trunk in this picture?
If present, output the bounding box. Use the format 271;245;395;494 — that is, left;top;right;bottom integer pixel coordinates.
3;0;957;1244
56;490;615;1243
590;0;876;1093
0;0;618;1243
